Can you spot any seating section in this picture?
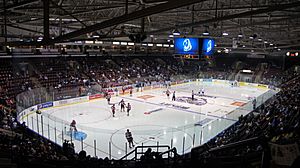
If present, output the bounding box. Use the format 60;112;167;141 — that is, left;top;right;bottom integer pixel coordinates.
192;75;300;167
0;59;33;98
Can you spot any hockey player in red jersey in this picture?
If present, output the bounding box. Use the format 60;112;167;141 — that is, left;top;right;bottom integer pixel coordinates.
126;103;131;116
70;120;77;132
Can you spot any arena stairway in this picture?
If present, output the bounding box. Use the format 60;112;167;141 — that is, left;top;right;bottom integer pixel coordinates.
154;58;166;65
228;70;237;81
0;145;17;168
154;58;178;74
254;63;267;83
119;145;180;168
105;59;121;70
131;58;147;67
0;158;17;168
191;137;269;168
254;70;264;83
24;60;46;88
0;50;7;56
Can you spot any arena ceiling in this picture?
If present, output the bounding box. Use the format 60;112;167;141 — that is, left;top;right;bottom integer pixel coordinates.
1;0;300;51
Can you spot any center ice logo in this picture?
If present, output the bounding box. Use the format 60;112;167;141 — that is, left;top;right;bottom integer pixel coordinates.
183;38;192;52
160;102;190;110
176;96;207;106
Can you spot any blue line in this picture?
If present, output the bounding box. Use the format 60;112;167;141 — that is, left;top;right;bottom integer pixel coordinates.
174;87;249;102
119;96;238;122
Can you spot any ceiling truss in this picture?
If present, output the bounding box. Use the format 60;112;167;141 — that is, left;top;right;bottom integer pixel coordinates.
0;0;299;50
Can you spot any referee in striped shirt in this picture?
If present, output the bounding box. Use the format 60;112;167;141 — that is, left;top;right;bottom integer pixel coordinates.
125;129;135;148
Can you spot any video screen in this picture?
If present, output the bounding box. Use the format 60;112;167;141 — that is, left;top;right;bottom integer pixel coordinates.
202;38;215;56
174;38;199;55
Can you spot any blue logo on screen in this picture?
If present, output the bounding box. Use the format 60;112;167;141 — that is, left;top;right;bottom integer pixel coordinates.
207;40;212;52
203;39;215;55
183;39;192;51
175;38;199;55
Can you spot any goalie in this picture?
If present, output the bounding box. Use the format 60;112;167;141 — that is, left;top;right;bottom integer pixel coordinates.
231;80;239;87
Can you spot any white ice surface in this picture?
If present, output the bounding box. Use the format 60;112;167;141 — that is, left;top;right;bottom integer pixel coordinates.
22;81;276;159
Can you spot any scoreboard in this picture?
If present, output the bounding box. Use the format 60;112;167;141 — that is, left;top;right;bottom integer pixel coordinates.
173;54;199;59
174;37;215;59
286;52;299;57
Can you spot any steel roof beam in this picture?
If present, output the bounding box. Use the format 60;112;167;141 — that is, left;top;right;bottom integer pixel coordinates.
43;0;50;42
5;24;43;34
266;43;300;49
51;0;207;43
148;1;300;34
214;15;300;31
0;0;40;12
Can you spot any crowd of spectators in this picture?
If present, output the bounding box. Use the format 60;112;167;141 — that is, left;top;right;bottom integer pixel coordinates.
0;104;69;165
32;58;87;90
198;72;300;166
80;57;188;88
260;66;299;86
0;60;34;99
198;69;233;80
0;57;195;167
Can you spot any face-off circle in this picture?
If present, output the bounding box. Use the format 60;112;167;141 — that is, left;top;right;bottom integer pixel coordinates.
66;131;88;141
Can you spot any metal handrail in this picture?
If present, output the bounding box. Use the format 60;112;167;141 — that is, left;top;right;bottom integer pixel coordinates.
209;137;260;152
119;149;136;160
159;147;177;156
119;145;171;161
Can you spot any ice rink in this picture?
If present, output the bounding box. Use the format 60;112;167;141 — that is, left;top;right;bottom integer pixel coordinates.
20;80;277;159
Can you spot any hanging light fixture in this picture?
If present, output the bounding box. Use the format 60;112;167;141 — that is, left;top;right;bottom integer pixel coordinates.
203;30;209;36
169;34;174;38
92;32;99;38
172;28;180;36
222;32;229;36
238;32;243;38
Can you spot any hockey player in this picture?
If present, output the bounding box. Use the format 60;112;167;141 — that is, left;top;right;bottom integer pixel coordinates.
111;104;116;117
166;89;171;99
199;88;205;96
252;97;257;110
130;88;133;97
234;80;238;87
125;129;135;148
172;91;176;101
114;88;119;96
126;103;131;116
119;99;126;112
70;120;77;132
192;90;195;100
122;86;125;95
106;93;111;104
